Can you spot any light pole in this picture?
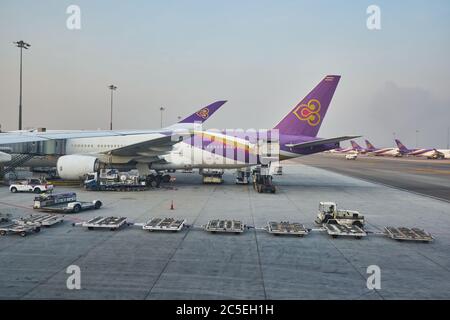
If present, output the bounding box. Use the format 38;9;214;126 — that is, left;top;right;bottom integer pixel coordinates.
447;127;450;149
160;107;165;128
108;85;117;130
14;40;31;130
415;129;419;148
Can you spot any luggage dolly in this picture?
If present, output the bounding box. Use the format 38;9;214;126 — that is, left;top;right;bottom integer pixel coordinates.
323;220;367;239
204;219;245;234
266;221;309;237
0;221;41;237
384;226;433;243
141;217;187;232
74;216;128;231
17;214;64;228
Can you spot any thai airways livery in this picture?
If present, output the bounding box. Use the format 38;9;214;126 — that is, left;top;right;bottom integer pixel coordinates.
1;75;358;180
365;140;400;157
273;75;358;159
395;139;446;159
158;75;359;169
350;140;366;153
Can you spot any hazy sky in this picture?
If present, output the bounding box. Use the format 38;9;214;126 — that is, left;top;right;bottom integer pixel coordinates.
1;0;449;148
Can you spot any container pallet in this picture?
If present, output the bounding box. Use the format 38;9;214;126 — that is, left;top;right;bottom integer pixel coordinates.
204;219;244;234
81;216;127;231
323;223;367;239
17;214;64;227
266;221;309;237
0;221;40;237
384;226;433;242
143;217;186;232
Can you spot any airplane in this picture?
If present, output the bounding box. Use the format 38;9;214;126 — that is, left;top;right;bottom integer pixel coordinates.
350;140;366;153
152;75;358;169
327;145;355;153
327;140;362;154
364;139;401;157
1;75;358;180
0;100;227;179
395;139;447;159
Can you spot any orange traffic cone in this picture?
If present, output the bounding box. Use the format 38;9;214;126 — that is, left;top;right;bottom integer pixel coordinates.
170;200;174;210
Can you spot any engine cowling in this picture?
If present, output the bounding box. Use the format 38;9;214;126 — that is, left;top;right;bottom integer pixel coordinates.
57;155;100;180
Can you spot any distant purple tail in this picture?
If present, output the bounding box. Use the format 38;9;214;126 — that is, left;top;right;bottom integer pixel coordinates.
274;75;340;137
350;140;363;151
365;140;376;150
395;139;409;152
178;100;227;124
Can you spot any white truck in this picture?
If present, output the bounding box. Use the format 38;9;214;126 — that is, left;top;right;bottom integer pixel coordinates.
9;178;54;194
33;192;102;213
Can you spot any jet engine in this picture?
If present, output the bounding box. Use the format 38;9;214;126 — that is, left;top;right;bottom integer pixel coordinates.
57;155;100;180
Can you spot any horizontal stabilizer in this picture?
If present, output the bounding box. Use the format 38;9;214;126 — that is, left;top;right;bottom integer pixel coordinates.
285;135;361;149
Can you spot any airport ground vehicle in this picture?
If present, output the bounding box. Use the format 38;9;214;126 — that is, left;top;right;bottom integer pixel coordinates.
345;153;357;160
33;192;102;213
202;169;224;184
266;221;309;237
252;166;276;193
17;214;64;227
0;221;40;237
315;202;364;228
270;165;283;175
84;169;147;191
235;169;250;184
142;217;186;232
9;178;53;193
79;216;127;231
204;219;244;234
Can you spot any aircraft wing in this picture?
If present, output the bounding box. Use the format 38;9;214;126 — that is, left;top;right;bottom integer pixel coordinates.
285;135;361;149
0;129;184;146
107;133;188;157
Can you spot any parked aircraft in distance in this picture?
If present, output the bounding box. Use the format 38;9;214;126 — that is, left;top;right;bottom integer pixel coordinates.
395;139;448;159
364;140;401;157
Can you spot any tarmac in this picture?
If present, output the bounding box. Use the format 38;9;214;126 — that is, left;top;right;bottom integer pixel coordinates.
0;156;449;299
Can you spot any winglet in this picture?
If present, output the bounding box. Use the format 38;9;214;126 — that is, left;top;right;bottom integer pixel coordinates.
178;101;227;124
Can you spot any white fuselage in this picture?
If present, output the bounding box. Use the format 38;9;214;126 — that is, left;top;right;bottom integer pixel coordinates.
64;131;260;170
370;148;401;157
437;150;450;159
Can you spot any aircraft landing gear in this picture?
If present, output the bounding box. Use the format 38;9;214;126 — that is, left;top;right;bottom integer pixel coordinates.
146;174;161;188
146;173;172;187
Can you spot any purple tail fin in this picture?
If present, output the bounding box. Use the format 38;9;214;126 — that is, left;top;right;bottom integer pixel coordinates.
274;75;340;137
350;140;363;150
365;140;376;150
395;139;409;152
178;100;227;124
